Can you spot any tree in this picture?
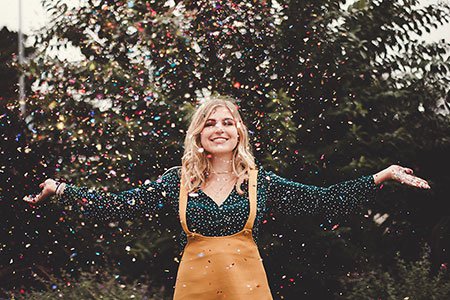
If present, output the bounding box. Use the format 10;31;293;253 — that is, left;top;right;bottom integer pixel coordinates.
265;0;450;297
2;0;449;298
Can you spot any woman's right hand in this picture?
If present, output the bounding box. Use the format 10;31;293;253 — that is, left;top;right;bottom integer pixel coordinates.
23;179;60;204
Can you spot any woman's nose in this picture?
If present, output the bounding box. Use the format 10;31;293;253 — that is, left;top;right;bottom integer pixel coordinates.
214;123;225;132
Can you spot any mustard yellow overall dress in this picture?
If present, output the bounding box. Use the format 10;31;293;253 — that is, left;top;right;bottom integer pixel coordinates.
173;169;273;299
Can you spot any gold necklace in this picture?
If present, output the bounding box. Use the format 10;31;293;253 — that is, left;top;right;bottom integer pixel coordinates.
211;171;233;174
210;169;233;174
203;176;237;202
207;174;236;182
203;173;237;192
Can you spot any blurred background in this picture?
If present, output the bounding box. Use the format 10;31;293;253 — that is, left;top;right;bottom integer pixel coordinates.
1;0;449;299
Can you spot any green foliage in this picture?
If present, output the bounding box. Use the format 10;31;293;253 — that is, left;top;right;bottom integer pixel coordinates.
340;248;450;300
9;271;166;300
2;0;450;299
257;90;298;172
276;0;450;179
17;0;450;184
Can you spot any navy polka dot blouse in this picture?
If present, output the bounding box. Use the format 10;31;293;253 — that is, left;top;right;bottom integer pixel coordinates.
58;165;378;249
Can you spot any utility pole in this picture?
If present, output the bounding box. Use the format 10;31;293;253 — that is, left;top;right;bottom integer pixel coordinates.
18;0;26;116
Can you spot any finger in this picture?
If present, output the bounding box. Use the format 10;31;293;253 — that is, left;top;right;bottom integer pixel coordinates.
23;195;38;203
33;194;43;203
407;177;430;189
39;182;45;188
404;168;414;174
417;180;430;189
414;178;425;187
401;175;417;184
421;180;431;189
422;183;431;189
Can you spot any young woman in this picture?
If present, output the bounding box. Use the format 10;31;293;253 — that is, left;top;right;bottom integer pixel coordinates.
24;96;430;299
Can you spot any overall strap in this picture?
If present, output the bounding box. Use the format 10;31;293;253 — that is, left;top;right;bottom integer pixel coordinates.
178;176;192;235
244;169;258;231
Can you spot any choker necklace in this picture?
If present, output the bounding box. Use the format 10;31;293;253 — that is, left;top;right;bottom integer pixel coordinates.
210;169;234;175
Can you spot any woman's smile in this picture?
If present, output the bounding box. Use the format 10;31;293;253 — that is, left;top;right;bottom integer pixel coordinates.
211;137;229;143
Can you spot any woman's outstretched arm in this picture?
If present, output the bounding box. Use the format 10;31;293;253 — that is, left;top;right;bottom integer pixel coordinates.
264;164;430;219
23;168;180;222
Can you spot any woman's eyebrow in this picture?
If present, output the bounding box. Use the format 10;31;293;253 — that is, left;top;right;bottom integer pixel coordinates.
205;117;235;121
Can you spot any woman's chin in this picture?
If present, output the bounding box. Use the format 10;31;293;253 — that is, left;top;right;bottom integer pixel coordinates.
204;148;234;156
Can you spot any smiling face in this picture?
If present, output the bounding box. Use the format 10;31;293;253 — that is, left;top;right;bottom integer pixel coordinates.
200;106;239;157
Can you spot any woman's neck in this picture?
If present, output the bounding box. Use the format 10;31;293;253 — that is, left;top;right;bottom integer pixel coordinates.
209;154;234;173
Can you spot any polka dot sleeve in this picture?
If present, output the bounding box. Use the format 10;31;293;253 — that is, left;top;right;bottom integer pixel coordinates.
263;168;378;218
55;168;180;222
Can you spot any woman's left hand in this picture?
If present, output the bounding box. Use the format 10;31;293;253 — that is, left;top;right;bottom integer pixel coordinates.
374;165;431;189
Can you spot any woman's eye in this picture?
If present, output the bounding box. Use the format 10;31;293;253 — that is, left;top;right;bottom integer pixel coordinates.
224;120;235;126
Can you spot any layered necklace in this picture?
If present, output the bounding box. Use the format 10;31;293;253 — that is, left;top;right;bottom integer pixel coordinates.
203;168;238;201
207;167;236;180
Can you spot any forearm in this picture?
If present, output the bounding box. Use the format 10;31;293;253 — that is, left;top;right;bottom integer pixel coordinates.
56;184;155;221
266;170;377;217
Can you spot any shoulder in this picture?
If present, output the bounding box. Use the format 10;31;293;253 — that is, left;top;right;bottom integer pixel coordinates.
253;162;274;185
160;166;182;184
142;166;181;187
162;166;181;178
254;161;272;177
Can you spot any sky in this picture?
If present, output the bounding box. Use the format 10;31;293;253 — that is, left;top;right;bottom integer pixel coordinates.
0;0;448;47
0;0;50;35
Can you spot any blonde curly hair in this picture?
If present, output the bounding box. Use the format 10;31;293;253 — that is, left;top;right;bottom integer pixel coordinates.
181;96;256;195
